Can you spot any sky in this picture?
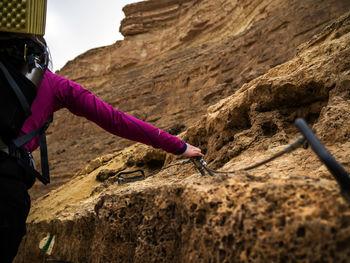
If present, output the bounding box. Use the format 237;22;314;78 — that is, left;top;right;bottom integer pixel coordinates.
45;0;139;71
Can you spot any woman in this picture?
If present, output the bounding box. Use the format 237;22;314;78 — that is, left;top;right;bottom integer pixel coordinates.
0;37;203;262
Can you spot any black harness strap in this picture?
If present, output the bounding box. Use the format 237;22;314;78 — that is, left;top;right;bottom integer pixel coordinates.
13;116;52;185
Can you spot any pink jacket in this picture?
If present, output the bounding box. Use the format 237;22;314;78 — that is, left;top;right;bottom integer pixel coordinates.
21;70;187;155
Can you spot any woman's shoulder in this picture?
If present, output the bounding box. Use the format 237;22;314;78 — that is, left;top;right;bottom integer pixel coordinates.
44;70;67;83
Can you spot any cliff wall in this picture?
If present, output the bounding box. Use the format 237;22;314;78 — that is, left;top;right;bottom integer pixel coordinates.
16;0;350;262
30;0;350;200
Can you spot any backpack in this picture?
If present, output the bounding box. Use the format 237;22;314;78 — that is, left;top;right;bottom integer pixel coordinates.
0;37;51;185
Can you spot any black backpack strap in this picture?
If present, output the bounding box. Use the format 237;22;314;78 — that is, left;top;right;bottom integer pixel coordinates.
0;62;31;117
38;116;52;184
13;125;45;148
13;116;53;185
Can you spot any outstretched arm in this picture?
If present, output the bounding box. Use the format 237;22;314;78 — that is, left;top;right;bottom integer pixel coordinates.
51;71;204;156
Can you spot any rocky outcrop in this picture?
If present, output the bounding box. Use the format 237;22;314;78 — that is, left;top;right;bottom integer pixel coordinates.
120;0;194;36
29;0;350;201
16;10;350;262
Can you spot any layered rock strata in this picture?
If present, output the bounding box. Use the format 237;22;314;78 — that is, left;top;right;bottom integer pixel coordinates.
16;11;350;262
29;0;350;200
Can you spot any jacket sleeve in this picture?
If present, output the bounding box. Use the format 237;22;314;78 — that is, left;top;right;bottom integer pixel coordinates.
50;72;187;155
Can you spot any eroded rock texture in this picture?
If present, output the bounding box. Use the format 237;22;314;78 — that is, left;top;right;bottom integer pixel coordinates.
15;1;350;263
29;0;350;200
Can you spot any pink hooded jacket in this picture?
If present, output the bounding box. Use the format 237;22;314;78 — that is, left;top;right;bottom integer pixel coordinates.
20;70;187;155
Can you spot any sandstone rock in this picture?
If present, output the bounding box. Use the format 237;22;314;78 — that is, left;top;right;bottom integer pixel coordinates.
28;0;350;202
15;8;350;262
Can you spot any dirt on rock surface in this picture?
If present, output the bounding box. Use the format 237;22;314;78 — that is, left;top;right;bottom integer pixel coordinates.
15;0;350;262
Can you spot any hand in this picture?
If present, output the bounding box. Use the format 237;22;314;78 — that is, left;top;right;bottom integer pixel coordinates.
182;143;204;157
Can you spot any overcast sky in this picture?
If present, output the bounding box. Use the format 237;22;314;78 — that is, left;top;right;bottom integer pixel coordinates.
45;0;139;71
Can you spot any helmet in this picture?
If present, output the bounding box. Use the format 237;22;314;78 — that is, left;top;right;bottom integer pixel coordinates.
0;0;49;88
0;0;47;36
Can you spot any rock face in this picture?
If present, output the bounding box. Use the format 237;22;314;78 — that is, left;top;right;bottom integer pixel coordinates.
29;0;350;200
15;0;350;262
